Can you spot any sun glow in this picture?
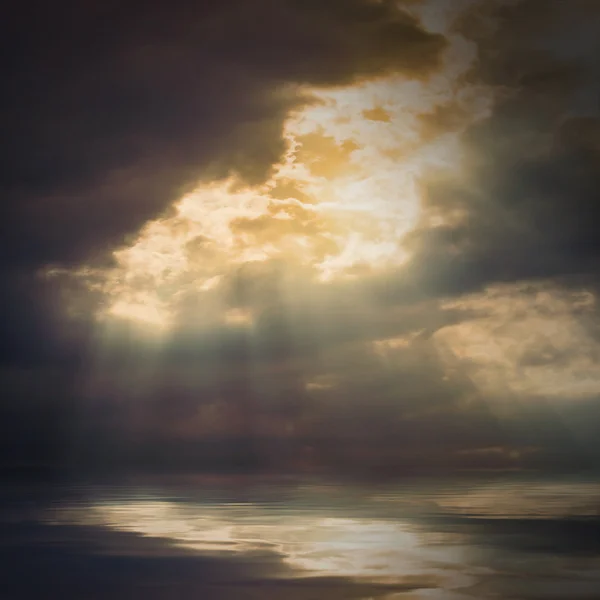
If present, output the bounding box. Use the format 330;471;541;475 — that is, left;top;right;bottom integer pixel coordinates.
76;33;491;331
434;283;600;401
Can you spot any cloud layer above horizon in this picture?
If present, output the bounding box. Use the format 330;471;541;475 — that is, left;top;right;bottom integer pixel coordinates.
2;0;600;475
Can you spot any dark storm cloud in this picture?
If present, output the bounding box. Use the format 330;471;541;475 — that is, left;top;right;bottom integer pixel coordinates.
0;0;444;334
3;274;598;475
0;0;444;269
3;0;600;476
60;305;600;476
0;0;447;471
403;0;600;298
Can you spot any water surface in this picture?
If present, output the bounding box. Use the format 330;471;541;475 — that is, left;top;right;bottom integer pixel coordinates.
2;474;600;599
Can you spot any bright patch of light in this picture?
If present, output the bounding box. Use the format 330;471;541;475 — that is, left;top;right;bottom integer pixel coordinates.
73;30;493;331
50;498;469;586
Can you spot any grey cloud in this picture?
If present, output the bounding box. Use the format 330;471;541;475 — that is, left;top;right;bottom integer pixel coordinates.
401;0;600;297
0;0;444;271
0;0;449;472
3;0;600;477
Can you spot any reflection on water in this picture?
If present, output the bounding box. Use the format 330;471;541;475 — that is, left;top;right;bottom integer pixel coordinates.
54;500;468;584
3;475;600;599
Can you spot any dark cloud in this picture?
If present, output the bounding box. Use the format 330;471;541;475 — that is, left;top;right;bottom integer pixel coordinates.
0;0;448;472
2;0;600;478
405;0;600;296
36;309;597;476
4;6;600;599
3;269;600;476
0;0;444;269
0;0;444;355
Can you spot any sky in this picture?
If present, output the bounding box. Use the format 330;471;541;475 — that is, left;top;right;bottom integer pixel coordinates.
2;0;600;476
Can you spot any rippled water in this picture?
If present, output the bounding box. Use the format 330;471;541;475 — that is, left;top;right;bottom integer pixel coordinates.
2;474;600;599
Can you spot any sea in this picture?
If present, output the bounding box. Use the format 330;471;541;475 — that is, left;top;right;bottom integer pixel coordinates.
1;473;599;599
